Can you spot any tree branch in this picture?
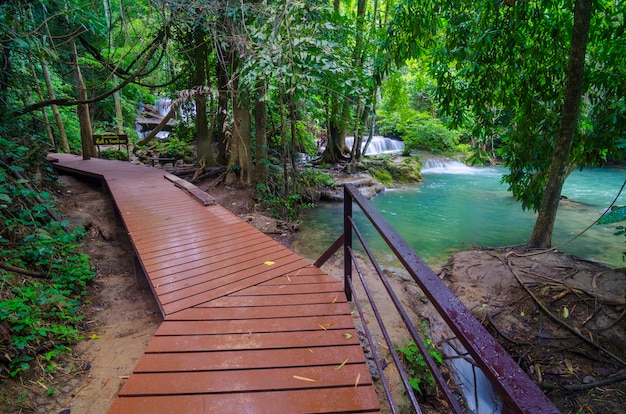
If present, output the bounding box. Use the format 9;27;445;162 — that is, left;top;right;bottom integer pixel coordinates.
0;262;48;279
15;30;166;116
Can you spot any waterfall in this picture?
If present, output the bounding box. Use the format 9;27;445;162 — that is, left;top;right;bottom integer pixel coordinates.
346;136;405;156
421;158;488;174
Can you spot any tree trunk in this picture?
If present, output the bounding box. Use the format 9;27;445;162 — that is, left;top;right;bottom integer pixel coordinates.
72;42;96;160
194;27;216;169
41;58;69;152
113;74;124;134
226;89;252;185
29;57;55;148
528;0;592;248
254;81;268;184
216;43;229;165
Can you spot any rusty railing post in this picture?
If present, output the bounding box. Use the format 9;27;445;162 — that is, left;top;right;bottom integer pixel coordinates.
343;185;353;301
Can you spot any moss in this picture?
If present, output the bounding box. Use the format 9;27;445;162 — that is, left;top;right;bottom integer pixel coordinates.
364;156;422;186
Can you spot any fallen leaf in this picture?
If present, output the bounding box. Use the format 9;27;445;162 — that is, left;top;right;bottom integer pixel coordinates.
344;333;352;339
355;373;361;387
90;334;100;340
293;375;316;382
331;296;338;303
335;358;349;370
286;275;291;281
308;348;314;353
264;261;275;265
317;323;333;330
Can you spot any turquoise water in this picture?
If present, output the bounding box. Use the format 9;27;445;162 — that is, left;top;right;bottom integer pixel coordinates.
294;164;626;268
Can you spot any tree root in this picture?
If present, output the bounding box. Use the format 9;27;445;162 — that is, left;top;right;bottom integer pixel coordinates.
500;253;626;367
538;368;626;391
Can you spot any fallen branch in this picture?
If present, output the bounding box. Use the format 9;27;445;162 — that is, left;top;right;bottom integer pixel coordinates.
0;262;48;278
538;368;626;391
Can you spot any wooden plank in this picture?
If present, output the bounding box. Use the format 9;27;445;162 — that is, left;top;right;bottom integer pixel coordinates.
144;329;362;353
231;281;344;296
134;345;366;372
155;314;355;335
119;364;372;396
144;241;288;278
108;388;381;414
204;292;346;307
160;302;351;321
164;173;216;205
137;227;261;259
142;237;275;269
158;260;313;313
152;252;304;294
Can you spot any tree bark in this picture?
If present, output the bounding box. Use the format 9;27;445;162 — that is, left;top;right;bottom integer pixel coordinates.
254;80;268;184
41;58;69;152
529;0;593;248
227;89;252;185
194;27;216;169
72;42;97;160
216;42;229;166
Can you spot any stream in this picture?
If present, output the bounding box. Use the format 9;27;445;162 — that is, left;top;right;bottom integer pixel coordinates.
294;160;626;269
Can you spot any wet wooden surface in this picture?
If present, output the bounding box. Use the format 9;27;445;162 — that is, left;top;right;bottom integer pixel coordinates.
48;154;380;414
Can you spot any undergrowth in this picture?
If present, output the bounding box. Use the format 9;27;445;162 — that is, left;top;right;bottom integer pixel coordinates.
0;137;94;379
397;322;444;397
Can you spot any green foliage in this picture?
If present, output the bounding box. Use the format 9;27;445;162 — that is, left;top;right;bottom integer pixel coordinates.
377;68;459;154
99;148;128;161
598;206;626;260
255;166;335;222
0;136;94;377
423;0;626;211
403;116;459;154
396;325;444;396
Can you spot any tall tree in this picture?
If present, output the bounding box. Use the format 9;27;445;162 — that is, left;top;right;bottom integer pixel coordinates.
386;0;625;248
529;0;593;247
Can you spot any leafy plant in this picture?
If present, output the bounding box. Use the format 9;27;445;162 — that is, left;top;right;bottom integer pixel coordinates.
1;136;95;377
99;148;128;161
397;325;444;396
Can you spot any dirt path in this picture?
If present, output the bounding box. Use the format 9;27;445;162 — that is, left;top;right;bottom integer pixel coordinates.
0;175;162;414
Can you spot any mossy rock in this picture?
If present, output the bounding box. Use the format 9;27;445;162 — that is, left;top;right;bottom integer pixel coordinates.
391;157;422;183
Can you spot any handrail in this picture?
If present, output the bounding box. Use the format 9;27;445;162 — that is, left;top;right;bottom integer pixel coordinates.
315;183;559;414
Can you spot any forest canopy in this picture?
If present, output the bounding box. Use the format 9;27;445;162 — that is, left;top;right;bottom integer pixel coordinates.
1;0;625;242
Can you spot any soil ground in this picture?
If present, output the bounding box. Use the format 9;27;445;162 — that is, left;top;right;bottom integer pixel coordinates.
1;172;625;413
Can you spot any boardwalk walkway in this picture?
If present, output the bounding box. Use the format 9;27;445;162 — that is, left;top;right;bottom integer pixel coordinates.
48;154;380;413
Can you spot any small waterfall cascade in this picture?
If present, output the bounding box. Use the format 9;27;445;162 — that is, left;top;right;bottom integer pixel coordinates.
135;98;177;140
346;136;405;155
421;158;481;174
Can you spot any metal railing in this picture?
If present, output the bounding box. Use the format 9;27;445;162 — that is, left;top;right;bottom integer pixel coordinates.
314;184;559;414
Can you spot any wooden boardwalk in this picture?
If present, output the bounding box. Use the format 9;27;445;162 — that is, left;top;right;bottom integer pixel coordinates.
48;154;380;414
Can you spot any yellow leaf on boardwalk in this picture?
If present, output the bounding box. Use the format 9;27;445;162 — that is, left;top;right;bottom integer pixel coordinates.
264;261;275;265
293;375;316;382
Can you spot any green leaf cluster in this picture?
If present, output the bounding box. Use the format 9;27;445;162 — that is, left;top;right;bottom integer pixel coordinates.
396;324;444;397
1;137;95;377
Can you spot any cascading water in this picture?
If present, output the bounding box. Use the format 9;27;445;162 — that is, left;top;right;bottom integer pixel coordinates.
346;136;405;155
135;98;176;140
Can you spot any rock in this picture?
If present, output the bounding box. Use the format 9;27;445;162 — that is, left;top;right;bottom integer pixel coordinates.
321;173;385;201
